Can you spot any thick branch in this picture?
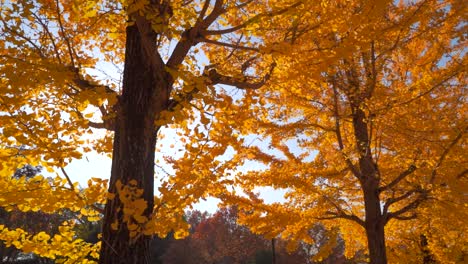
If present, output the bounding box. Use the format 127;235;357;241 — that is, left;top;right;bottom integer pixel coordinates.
66;65;117;96
67;77;118;131
88;120;115;130
362;41;377;99
205;62;275;89
167;0;226;69
201;0;225;26
134;15;165;71
198;0;211;22
166;87;199;112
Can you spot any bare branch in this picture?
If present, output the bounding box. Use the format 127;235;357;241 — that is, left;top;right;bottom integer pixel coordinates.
430;128;466;183
379;164;417;192
200;37;259;51
395;70;462;108
0;20;45;59
456;169;467;179
331;79;361;178
203;1;303;36
30;12;62;63
385;190;427;224
167;0;227;69
226;33;245;60
198;0;211;21
392;213;417;221
60;167;104;214
201;0;225;26
317;211;365;227
320;195;365;227
382;188;420;217
205;62;276;89
55;0;76;68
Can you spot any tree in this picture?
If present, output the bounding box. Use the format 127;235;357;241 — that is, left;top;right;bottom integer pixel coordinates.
192;0;466;263
155;210;209;264
162;207;264;264
189;207;266;263
0;165;57;264
162;207;317;264
1;0;298;263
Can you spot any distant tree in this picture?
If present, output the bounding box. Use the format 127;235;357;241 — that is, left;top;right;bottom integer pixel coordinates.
0;166;60;264
160;207;345;264
190;207;267;263
159;210;208;264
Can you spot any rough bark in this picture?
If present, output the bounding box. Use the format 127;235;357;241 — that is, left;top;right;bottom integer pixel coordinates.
99;21;166;264
363;187;387;264
352;106;388;264
271;238;276;264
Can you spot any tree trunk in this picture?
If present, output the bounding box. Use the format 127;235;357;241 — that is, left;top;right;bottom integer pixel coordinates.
363;186;387;264
271;238;276;264
99;21;166;263
420;234;436;264
352;107;388;264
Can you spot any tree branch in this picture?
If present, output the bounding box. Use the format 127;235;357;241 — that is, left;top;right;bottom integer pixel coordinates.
320;195;365;227
430;128;465;183
379;164;417;192
331;79;361;178
385;190;427;224
200;37;259;51
392;213;417;221
203;1;303;36
382;188;419;217
204;62;276;89
317;211;365;227
167;0;227;69
60;167;104;214
55;0;76;68
456;169;467;179
30;12;62;63
198;0;211;22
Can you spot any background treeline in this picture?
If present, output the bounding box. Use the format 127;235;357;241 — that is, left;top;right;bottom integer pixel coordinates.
1;204;355;264
0;164;355;264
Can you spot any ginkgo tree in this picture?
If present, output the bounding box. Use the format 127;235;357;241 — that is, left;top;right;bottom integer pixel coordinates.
177;0;467;263
0;0;302;263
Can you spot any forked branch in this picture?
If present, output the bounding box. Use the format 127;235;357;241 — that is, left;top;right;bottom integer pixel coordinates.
384;189;428;224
